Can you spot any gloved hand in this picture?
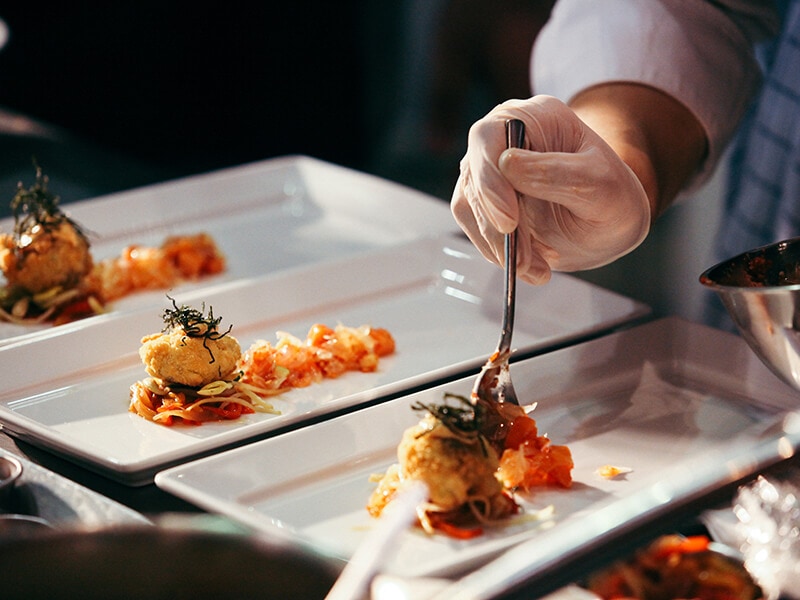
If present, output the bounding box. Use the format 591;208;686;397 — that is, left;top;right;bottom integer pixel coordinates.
451;95;651;284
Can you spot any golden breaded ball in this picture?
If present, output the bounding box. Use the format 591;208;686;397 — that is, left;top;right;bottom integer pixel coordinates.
0;220;93;294
397;416;502;511
139;327;241;387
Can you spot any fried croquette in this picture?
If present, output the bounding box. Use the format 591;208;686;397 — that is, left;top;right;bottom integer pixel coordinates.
368;413;505;518
0;220;93;294
398;415;503;510
139;327;241;387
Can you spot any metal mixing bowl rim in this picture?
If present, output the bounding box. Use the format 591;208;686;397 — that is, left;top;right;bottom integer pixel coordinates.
700;236;800;292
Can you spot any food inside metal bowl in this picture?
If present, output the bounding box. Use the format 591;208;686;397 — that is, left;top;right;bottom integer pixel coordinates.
0;525;341;600
700;237;800;288
700;237;800;391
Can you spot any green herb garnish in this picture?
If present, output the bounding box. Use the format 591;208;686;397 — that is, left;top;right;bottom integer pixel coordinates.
412;392;484;436
162;296;232;364
9;162;88;247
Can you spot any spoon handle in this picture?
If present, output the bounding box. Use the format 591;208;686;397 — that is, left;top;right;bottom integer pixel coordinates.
498;119;525;355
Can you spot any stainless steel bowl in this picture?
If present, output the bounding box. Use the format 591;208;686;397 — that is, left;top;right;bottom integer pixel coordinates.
700;237;800;391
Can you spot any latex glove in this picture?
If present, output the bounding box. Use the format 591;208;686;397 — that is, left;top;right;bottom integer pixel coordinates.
451;95;651;284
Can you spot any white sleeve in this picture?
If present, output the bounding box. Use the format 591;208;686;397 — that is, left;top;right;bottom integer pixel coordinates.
532;0;780;185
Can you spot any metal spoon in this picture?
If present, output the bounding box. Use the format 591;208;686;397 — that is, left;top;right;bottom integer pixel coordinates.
471;118;525;407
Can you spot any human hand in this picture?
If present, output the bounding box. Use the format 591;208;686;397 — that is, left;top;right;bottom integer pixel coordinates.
451;95;651;284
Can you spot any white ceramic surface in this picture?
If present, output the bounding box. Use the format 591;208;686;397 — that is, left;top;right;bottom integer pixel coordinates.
155;317;800;579
0;155;457;345
0;232;647;485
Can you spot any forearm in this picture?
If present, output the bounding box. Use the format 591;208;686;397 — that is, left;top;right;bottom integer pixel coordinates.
569;83;707;221
532;0;772;196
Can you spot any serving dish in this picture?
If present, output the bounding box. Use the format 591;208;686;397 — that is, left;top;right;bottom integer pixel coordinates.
0;450;148;531
0;155;456;346
155;317;800;579
0;234;647;485
700;236;800;392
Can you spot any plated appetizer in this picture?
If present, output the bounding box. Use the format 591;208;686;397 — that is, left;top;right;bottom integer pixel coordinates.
0;165;96;324
585;534;762;600
0;166;226;325
130;299;279;426
131;298;397;426
367;393;572;539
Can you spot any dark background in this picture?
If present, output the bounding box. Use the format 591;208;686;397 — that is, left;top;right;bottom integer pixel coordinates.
0;1;551;210
0;2;374;203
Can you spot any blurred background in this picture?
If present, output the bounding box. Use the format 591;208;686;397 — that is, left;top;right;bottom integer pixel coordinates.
0;1;722;324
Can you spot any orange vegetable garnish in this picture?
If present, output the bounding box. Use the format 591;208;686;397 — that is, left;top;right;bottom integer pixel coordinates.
497;413;573;491
504;413;541;449
651;534;710;558
431;521;484;540
239;324;396;391
93;233;226;303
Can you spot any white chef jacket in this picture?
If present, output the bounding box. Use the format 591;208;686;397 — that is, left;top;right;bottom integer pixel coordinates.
531;0;780;187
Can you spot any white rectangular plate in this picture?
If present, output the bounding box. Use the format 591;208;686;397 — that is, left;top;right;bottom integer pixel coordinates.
155;317;800;579
0;234;647;485
0;155;456;346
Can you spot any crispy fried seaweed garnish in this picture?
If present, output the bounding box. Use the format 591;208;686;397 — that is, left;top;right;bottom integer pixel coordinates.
9;162;89;248
412;393;484;436
162;296;232;364
412;392;507;457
